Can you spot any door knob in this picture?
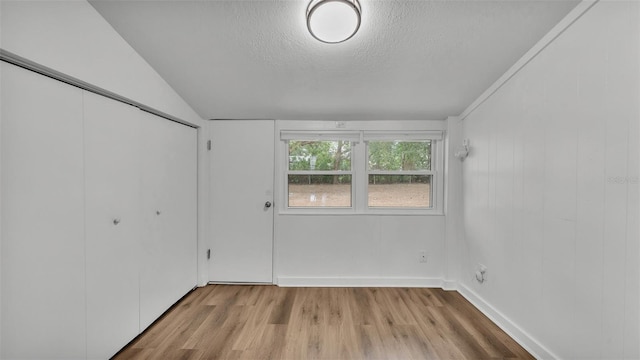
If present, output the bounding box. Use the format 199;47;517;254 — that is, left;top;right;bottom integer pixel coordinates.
264;201;272;208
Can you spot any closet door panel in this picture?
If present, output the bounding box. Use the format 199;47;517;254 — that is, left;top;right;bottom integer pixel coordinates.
84;91;141;359
139;112;197;330
1;63;86;359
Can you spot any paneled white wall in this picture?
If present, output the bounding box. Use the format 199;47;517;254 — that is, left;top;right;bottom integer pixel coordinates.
460;1;639;359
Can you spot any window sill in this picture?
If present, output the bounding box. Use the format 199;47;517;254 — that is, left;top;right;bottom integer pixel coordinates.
278;209;444;216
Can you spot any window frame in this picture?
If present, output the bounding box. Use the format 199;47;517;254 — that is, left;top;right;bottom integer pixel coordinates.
276;121;445;215
285;138;356;210
365;139;436;212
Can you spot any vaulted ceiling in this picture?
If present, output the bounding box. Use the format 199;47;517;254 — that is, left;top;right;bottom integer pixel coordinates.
89;0;579;121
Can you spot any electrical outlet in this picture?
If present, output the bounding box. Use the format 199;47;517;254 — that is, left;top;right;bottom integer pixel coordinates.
419;250;428;263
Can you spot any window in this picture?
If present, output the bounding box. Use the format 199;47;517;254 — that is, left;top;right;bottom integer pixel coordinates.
279;125;444;214
367;140;432;208
287;140;353;208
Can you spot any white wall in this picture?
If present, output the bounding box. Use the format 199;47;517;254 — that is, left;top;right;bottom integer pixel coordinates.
0;4;3;355
276;215;446;286
274;120;448;287
0;0;211;287
0;0;202;126
444;116;464;289
460;1;639;359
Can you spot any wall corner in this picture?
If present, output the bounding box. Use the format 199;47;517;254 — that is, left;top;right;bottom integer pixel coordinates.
444;116;464;286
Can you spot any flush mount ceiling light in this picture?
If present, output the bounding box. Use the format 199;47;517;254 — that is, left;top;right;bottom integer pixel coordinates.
306;0;361;44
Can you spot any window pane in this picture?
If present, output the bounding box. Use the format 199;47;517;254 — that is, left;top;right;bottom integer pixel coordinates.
288;175;351;207
289;140;351;171
368;141;431;171
368;175;431;208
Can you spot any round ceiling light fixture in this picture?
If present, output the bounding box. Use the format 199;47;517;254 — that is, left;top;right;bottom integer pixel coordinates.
306;0;361;44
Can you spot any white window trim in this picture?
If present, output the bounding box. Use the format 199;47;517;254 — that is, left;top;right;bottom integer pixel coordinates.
364;138;443;215
280;130;361;142
362;130;443;141
276;120;446;216
284;139;356;212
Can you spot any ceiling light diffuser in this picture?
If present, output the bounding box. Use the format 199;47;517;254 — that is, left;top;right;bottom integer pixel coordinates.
306;0;361;44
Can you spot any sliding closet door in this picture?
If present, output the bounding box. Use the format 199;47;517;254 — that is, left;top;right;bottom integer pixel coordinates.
139;111;197;330
84;91;142;359
0;63;86;358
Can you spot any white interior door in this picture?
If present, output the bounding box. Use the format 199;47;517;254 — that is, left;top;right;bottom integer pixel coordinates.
209;120;274;283
84;91;141;359
139;111;198;330
1;62;86;359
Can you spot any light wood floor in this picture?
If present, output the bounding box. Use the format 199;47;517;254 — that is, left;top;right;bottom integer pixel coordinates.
114;285;534;360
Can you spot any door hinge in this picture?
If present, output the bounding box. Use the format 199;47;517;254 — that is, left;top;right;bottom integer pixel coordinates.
207;140;212;151
207;249;211;260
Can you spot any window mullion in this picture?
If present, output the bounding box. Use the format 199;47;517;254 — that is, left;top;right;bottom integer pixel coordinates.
354;138;367;212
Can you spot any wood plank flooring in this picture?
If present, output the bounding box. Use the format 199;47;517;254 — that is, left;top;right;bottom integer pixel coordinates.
113;285;534;360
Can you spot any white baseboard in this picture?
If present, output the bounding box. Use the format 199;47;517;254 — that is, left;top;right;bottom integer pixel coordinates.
276;276;444;288
457;284;559;360
441;280;458;291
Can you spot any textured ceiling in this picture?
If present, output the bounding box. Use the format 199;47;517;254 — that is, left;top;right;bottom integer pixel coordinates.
89;0;579;121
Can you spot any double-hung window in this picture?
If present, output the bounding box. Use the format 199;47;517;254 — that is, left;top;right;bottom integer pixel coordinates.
365;131;442;210
282;131;359;209
279;124;444;214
